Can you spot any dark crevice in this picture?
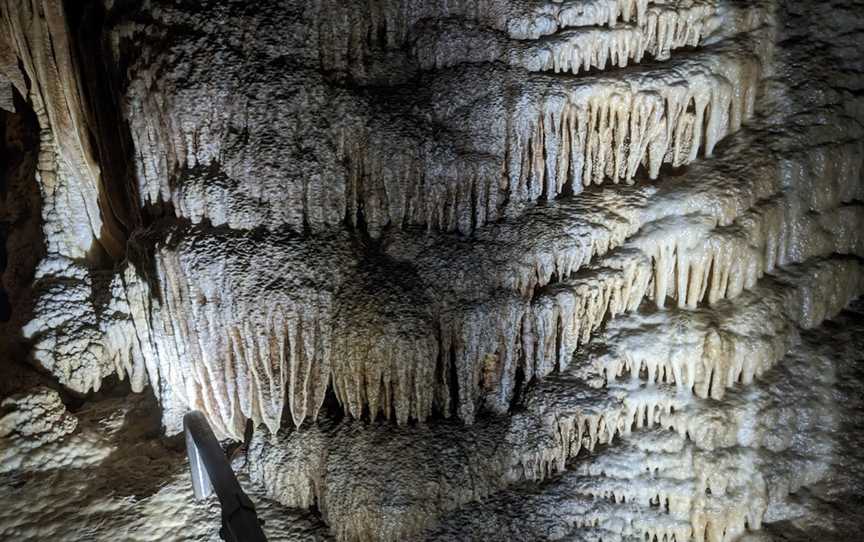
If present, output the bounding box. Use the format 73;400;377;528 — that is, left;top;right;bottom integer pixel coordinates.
448;339;460;418
0;223;9;322
554;312;564;373
0;87;44;397
318;378;346;424
65;0;141;255
432;330;450;419
509;317;527;413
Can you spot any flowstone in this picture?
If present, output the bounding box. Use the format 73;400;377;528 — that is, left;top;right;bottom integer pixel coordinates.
0;0;863;540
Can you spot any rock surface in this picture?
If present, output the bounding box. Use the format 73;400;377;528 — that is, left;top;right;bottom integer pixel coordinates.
0;0;862;540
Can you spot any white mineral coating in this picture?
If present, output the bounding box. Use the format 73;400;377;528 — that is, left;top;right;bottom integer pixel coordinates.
0;0;125;261
415;0;716;73
0;394;330;541
25;0;862;438
422;301;864;542
0;387;77;472
21;257;148;395
115;0;769;237
3;0;864;539
1;0;133;396
67;107;864;437
244;256;864;540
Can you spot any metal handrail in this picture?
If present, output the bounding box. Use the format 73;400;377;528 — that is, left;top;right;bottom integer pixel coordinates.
184;411;268;542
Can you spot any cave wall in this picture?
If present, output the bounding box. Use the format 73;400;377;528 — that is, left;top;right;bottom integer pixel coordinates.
0;0;863;540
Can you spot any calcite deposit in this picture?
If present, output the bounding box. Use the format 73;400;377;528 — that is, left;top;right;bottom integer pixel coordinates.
1;0;863;540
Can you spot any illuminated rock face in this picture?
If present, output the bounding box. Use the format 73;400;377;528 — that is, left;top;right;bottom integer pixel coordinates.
1;0;864;540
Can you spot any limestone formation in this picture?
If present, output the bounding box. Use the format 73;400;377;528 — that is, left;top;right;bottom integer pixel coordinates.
0;0;863;540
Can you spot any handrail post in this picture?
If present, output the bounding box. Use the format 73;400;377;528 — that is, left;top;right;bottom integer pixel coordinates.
184;411;268;542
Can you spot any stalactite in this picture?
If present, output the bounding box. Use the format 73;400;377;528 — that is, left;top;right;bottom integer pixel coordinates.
520;0;714;73
0;0;126;261
245;256;864;542
4;0;864;540
54;130;863;437
118;0;772;238
416;0;715;74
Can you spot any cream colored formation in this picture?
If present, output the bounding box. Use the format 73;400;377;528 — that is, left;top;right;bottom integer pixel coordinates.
423;297;861;542
1;0;863;540
63;0;783;438
245;257;864;541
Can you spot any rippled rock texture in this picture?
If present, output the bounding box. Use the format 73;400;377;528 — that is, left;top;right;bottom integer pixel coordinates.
1;0;864;540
